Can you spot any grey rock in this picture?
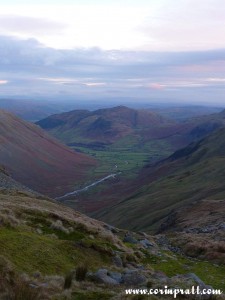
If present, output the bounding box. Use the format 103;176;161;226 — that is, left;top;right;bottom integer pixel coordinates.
123;234;138;244
90;269;119;285
108;271;122;284
182;273;214;300
112;255;123;267
153;271;168;283
139;239;154;248
219;223;225;230
122;270;147;285
103;224;119;233
186;273;213;290
29;284;38;289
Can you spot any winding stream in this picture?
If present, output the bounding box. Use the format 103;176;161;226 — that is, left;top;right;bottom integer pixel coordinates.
56;173;118;200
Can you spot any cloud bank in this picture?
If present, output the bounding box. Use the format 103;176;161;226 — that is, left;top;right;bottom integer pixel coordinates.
0;36;225;105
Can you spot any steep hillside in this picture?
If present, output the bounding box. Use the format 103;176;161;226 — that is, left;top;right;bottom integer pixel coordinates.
88;127;225;234
0;110;96;197
0;176;224;298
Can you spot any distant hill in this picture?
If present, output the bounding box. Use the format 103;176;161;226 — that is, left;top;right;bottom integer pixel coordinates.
92;127;225;233
0;99;64;121
37;105;225;146
0;110;96;197
36;105;178;144
150;105;223;122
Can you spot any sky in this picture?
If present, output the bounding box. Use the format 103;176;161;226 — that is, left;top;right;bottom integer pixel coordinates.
0;0;225;105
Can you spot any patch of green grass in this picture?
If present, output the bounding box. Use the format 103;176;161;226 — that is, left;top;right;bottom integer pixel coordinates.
143;251;225;290
71;136;173;179
0;227;110;275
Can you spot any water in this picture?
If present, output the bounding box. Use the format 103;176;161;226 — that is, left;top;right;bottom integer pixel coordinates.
56;173;118;200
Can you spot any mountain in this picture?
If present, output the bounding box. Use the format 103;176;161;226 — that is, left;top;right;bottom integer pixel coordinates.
92;127;225;234
36;105;178;143
42;106;225;218
0;110;96;197
37;106;198;180
37;106;225;144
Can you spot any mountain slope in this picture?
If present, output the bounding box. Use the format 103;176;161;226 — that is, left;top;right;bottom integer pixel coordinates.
0;172;224;298
91;127;225;233
0;110;96;197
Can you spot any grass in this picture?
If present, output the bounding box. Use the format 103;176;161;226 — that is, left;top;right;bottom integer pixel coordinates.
143;251;225;290
0;227;75;274
70;135;173;179
26;214;86;241
97;155;225;233
0;225;111;275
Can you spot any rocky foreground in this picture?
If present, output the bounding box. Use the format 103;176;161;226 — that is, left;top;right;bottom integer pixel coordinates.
0;187;224;300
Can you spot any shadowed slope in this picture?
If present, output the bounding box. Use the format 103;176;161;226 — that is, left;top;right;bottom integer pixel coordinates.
0;110;96;197
93;128;225;232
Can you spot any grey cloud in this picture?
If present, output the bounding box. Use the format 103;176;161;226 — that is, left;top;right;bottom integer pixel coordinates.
0;35;225;104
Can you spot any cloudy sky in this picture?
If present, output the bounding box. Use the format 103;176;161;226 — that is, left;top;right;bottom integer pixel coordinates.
0;0;225;105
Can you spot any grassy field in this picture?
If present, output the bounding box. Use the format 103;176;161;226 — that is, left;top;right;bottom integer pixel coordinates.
71;135;173;178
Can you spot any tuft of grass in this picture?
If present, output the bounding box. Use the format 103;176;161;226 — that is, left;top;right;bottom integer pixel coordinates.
64;271;75;290
75;264;88;282
13;278;42;300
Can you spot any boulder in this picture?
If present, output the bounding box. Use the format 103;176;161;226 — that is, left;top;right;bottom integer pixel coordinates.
186;273;213;290
122;270;147;285
139;239;154;248
112;255;123;267
123;234;138;244
89;269;119;285
108;271;122;284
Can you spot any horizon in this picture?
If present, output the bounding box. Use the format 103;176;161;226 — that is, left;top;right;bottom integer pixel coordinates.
0;0;225;105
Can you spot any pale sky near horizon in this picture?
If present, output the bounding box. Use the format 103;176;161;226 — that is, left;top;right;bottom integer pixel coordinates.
0;0;225;105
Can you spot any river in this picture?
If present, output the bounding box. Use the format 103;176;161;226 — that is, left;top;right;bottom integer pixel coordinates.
56;173;118;200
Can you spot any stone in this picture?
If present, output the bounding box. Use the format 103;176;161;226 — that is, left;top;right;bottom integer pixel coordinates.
108;271;122;284
112;255;123;267
103;224;119;233
89;269;119;285
122;270;147;285
139;239;154;248
123;234;138;244
185;273;213;290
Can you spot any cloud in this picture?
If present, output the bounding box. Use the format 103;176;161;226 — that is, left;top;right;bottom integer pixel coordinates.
0;35;225;104
148;83;165;90
0;80;8;84
83;82;106;87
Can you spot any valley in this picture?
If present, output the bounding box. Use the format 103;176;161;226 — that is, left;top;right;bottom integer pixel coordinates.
0;105;225;299
1;1;225;298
